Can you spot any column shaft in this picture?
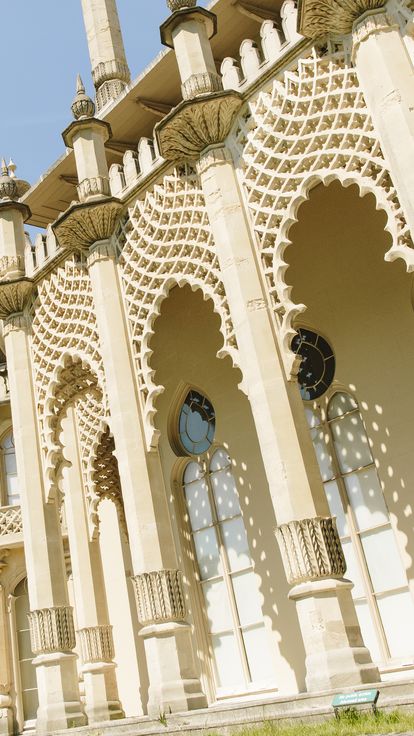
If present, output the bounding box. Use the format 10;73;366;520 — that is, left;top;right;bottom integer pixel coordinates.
0;577;13;736
60;407;124;722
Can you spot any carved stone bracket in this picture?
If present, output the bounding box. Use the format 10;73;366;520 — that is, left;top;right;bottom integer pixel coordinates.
297;0;386;37
28;605;76;655
131;569;186;625
155;90;243;161
275;516;346;585
52;199;122;252
0;277;33;321
78;625;115;664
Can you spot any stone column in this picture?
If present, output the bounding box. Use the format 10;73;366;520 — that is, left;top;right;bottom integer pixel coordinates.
53;90;207;716
60;407;124;723
299;0;414;266
0;169;86;733
80;0;130;110
0;551;13;736
156;0;380;690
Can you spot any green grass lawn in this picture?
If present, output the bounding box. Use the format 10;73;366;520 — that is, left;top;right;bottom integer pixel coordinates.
227;711;414;736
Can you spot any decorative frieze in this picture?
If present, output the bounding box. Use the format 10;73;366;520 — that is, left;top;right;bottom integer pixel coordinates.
78;625;115;664
155;91;243;160
275;516;346;585
298;0;386;37
28;605;76;655
132;569;186;625
52;199;122;252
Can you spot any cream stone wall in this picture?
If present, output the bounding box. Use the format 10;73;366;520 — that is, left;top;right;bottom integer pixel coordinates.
150;284;306;696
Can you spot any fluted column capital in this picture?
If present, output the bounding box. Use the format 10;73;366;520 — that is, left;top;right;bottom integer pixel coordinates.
297;0;387;37
27;606;76;655
131;569;187;626
275;516;346;585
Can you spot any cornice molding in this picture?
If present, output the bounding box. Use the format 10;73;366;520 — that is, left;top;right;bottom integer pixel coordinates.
155;90;243;161
297;0;387;37
52;199;122;252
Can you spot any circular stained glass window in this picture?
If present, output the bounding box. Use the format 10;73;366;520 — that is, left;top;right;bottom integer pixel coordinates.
178;390;215;455
291;328;335;400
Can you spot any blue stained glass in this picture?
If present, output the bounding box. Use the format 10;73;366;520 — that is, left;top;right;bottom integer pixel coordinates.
178;390;215;455
291;328;335;400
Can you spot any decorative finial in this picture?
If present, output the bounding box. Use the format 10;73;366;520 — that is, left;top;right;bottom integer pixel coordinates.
167;0;197;11
8;159;16;178
0;158;17;201
71;74;96;121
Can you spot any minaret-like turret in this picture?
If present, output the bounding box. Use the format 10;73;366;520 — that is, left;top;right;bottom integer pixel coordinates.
80;0;131;111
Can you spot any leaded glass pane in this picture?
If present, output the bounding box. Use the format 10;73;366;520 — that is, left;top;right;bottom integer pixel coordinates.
327;392;358;420
291;329;335;400
232;571;264;626
324;479;348;537
243;625;275;682
311;427;335;481
203;579;233;632
331;413;372;473
212;632;244;687
361;527;407;592
354;600;382;663
377;591;414;658
222;517;251;571
211;466;241;520
344;467;388;532
178;390;215;455
193;528;222;579
184;469;213;531
342;539;365;598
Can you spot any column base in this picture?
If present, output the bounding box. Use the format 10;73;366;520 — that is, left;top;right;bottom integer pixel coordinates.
33;652;87;733
0;695;13;736
81;662;125;722
140;621;207;717
289;578;380;691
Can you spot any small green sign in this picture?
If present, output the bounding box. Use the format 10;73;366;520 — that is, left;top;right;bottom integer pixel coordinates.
332;689;379;708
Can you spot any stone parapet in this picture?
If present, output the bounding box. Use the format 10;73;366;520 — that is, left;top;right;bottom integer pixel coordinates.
275;516;346;585
28;605;76;655
132;569;186;625
78;625;115;664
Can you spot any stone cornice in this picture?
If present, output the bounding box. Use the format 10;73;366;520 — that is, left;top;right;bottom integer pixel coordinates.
52;198;123;252
155;90;243;161
62;118;112;149
160;6;217;48
297;0;387;37
0;199;31;222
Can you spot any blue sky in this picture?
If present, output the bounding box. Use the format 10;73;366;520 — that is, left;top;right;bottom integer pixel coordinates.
0;1;204;189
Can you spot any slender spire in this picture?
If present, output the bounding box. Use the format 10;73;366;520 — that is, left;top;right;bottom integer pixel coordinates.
71;75;96;120
80;0;131;111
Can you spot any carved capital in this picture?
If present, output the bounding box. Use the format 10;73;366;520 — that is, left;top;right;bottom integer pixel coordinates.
131;569;186;625
77;176;111;204
0;277;33;321
52;199;122;252
78;625;115;664
298;0;386;37
0;256;24;281
92;59;130;89
155;90;243;161
196;145;233;176
182;72;223;100
28;606;76;655
87;238;118;267
275;516;346;585
352;11;397;59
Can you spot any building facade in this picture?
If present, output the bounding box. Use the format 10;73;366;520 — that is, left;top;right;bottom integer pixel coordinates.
1;0;414;732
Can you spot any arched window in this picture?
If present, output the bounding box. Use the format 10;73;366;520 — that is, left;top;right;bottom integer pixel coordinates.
182;447;274;693
1;431;19;507
307;392;414;662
